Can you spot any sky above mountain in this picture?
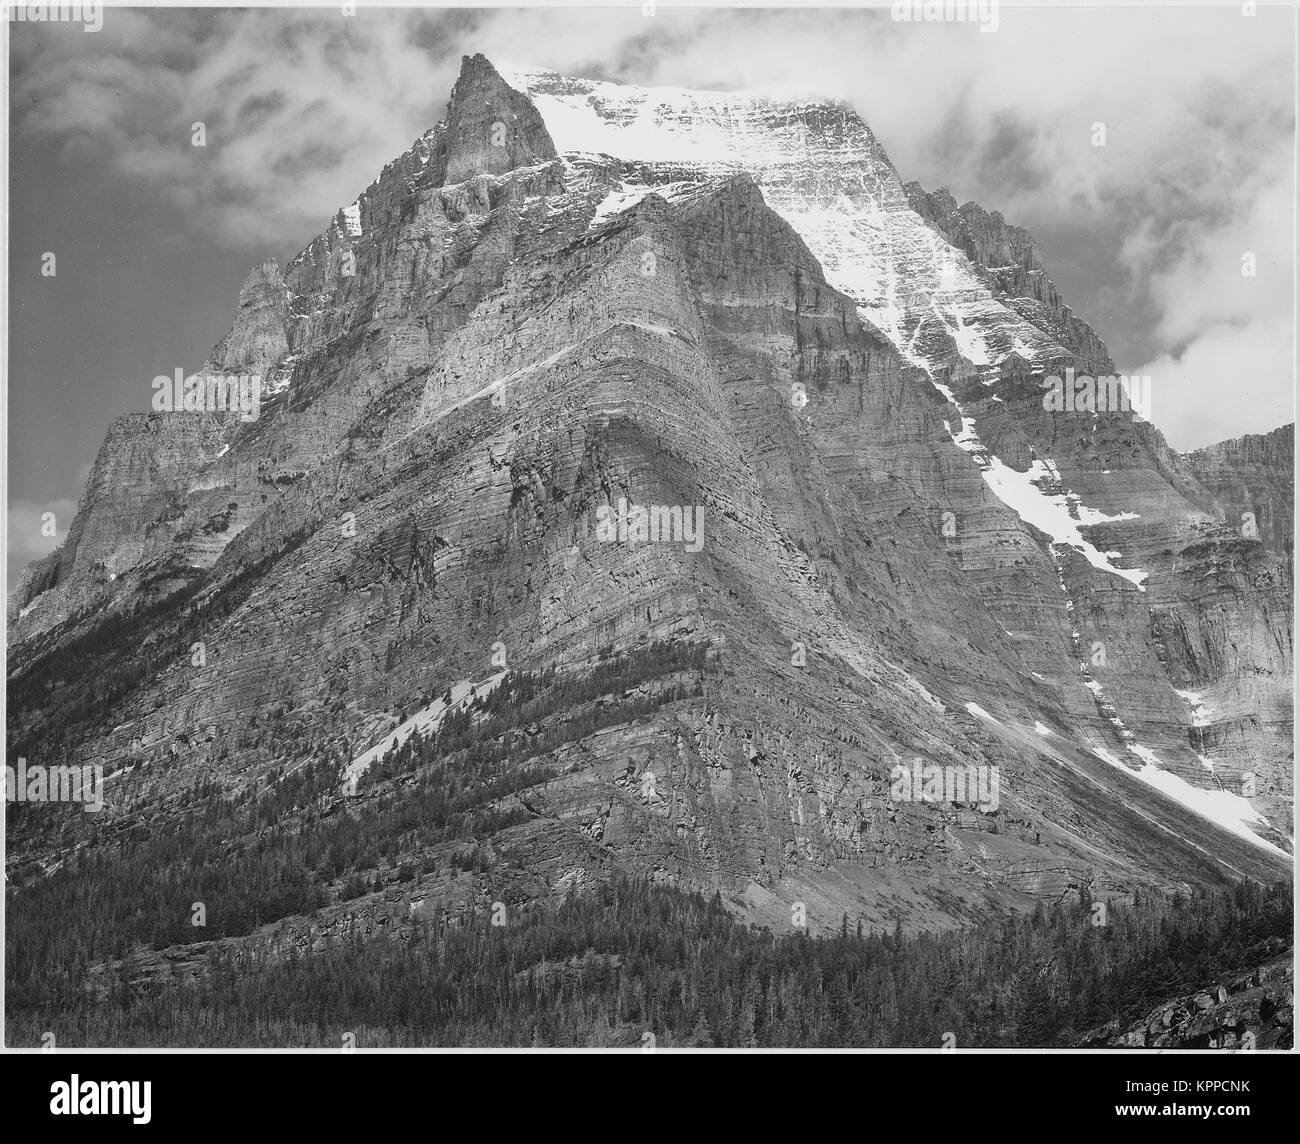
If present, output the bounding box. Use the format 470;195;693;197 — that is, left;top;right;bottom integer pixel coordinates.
7;2;1295;579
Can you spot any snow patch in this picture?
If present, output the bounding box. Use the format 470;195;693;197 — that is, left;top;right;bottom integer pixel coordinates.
345;672;507;785
588;180;697;230
1089;742;1288;857
929;378;1146;590
1174;688;1212;728
945;422;1147;589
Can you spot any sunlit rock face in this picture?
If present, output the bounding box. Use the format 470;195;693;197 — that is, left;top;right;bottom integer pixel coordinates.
7;56;1291;951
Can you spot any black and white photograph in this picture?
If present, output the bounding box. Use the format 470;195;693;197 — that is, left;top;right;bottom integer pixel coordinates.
2;0;1295;1097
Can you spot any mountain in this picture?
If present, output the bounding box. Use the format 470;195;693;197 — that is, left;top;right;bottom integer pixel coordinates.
6;57;1292;1022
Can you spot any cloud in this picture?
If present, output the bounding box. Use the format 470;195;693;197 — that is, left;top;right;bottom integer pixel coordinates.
7;497;78;577
1131;168;1294;350
1110;110;1293;450
11;8;476;249
1135;316;1293;454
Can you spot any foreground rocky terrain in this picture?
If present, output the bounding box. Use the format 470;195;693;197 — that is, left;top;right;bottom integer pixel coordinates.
6;58;1292;1030
1079;951;1293;1050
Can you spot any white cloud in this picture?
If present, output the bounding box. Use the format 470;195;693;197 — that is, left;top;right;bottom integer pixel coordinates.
476;7;1295;455
1139;173;1295;348
1136;316;1294;452
1119;160;1293;449
12;9;465;248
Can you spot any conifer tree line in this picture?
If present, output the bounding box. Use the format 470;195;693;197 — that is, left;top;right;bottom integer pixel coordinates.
9;873;1290;1047
6;643;708;1024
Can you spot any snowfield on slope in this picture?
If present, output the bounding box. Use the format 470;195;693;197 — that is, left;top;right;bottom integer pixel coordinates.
1090;744;1288;859
502;65;1069;380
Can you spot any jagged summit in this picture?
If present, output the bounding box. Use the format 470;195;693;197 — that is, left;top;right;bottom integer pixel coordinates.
442;54;558;185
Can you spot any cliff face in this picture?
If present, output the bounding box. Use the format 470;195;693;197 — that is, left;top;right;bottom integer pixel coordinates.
204;259;291;377
904;183;1116;377
8;412;233;636
6;56;1292;948
1186;424;1294;560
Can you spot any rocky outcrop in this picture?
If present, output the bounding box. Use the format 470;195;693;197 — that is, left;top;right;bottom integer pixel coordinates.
1079;952;1293;1049
6;412;231;635
203;258;290;377
440;54;558;186
1186;424;1294;560
904;183;1114;376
